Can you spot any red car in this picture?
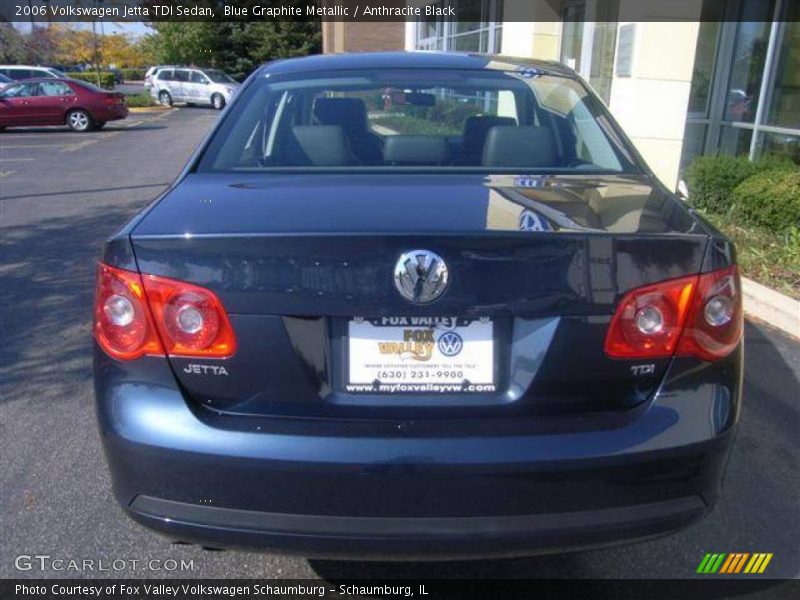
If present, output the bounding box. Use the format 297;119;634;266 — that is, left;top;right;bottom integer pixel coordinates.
0;78;128;132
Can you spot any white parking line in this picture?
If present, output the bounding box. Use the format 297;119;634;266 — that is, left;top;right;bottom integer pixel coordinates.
0;170;16;179
0;158;34;162
0;144;67;149
61;139;98;152
0;133;100;140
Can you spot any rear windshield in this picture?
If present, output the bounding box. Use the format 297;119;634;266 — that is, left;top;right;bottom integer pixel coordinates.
197;68;639;174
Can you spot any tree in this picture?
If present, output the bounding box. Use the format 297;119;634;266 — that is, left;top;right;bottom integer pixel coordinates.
148;20;321;80
53;25;96;66
102;33;143;67
0;22;27;63
149;22;218;66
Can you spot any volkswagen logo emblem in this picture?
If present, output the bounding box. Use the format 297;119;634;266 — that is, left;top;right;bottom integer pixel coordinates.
394;250;449;304
437;331;463;357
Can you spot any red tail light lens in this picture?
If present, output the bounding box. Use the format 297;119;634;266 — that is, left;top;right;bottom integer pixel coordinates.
604;275;696;359
677;266;743;361
94;263;236;360
604;266;742;361
142;274;236;358
94;263;163;360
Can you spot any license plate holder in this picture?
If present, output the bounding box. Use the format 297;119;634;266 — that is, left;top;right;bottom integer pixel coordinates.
346;317;495;393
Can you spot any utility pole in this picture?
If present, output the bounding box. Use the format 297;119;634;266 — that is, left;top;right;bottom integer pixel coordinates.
92;0;102;85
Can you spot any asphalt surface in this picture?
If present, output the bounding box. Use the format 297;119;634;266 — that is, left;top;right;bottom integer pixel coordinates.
0;108;798;582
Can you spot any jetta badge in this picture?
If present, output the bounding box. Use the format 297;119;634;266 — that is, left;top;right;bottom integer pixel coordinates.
394;250;449;304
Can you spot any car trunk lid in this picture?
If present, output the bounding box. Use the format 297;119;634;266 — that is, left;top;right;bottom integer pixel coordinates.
130;173;708;423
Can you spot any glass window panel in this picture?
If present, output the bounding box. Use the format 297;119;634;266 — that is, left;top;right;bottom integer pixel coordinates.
453;22;482;35
759;131;800;165
724;0;775;123
680;123;708;171
38;81;73;96
767;14;800;129
588;22;617;104
718;125;753;156
452;32;483;53
688;21;721;115
493;25;502;53
560;7;586;71
452;0;486;34
418;13;440;41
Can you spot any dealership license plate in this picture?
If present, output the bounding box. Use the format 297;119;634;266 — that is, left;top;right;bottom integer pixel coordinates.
347;317;495;393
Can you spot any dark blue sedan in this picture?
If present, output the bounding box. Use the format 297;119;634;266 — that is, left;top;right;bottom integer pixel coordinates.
93;52;743;558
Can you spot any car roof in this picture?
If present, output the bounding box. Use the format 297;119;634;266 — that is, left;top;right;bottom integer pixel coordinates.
257;51;575;78
0;65;57;70
11;77;74;83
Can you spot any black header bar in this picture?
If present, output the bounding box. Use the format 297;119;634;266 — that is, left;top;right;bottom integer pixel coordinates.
0;0;797;23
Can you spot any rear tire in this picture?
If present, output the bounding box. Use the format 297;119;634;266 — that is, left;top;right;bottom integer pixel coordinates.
158;91;173;107
211;93;225;110
66;109;92;132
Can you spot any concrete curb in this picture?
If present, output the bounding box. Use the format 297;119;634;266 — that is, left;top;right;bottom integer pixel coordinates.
128;106;173;113
742;277;799;338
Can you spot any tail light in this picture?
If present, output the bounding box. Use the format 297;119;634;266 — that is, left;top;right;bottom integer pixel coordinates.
94;263;163;361
676;266;743;361
605;266;742;361
141;274;237;358
94;263;236;361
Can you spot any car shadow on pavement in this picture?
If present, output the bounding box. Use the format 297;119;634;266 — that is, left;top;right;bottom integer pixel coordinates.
309;323;799;584
0;201;152;407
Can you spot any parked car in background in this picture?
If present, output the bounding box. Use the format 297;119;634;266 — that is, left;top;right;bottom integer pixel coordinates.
0;65;68;80
150;67;239;110
95;52;744;558
0;78;128;132
109;68;124;85
144;65;181;88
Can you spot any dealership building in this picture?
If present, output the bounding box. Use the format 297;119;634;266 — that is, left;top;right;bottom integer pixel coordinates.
322;0;799;189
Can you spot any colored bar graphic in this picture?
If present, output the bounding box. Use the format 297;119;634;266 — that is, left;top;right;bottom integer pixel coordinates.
697;554;713;573
720;554;737;573
734;553;750;573
699;552;772;574
710;553;726;573
758;554;773;573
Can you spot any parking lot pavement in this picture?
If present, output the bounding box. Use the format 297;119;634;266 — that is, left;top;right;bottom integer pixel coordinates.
0;108;798;582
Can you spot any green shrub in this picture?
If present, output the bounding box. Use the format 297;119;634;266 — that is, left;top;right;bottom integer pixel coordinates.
120;68;144;81
685;154;794;214
124;92;158;108
731;169;800;232
71;71;116;89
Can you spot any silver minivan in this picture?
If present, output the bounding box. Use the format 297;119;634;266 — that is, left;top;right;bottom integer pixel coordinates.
150;67;239;110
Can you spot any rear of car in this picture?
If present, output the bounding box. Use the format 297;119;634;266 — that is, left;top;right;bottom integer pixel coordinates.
0;78;127;131
151;67;238;109
94;52;743;558
144;65;177;89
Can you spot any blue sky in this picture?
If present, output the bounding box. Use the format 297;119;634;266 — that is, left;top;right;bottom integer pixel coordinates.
14;21;152;38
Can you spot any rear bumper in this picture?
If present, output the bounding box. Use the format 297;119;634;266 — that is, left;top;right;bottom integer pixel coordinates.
95;345;742;558
94;106;128;121
127;494;709;559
